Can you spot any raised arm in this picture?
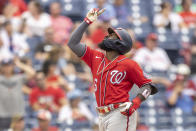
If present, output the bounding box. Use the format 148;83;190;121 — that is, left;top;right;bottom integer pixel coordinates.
67;22;89;57
67;8;105;57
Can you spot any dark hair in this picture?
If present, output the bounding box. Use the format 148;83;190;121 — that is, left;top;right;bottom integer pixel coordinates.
42;60;56;75
160;2;170;10
181;0;192;6
30;1;43;14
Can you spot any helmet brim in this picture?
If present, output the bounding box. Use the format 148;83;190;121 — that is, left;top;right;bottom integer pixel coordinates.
108;27;122;40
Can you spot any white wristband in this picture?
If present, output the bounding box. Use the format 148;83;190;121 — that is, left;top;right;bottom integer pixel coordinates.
142;89;151;99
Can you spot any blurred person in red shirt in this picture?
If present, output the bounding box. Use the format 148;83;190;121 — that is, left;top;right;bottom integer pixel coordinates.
10;0;27;16
179;0;196;28
32;110;59;131
42;60;70;91
89;20;110;46
29;72;67;112
50;2;73;44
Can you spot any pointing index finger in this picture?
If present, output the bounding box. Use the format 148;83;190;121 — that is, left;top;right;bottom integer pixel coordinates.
97;8;106;16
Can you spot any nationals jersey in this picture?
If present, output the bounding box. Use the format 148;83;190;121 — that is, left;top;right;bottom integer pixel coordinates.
81;46;151;107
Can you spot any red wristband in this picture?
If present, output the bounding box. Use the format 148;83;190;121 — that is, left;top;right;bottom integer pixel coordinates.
132;96;142;109
84;17;93;24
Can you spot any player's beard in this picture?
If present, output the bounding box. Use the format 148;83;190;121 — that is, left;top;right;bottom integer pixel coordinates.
98;39;116;51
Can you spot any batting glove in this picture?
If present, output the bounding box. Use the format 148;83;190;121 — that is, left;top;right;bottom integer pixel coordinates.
84;8;105;24
120;96;141;116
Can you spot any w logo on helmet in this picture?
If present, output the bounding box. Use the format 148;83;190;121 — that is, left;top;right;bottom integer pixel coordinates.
110;70;126;84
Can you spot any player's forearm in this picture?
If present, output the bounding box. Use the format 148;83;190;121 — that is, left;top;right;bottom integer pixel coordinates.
67;21;89;57
167;91;179;105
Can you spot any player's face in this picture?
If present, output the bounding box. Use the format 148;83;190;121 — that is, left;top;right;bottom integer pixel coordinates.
98;33;119;52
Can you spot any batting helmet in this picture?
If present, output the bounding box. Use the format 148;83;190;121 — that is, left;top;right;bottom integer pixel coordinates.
107;27;133;54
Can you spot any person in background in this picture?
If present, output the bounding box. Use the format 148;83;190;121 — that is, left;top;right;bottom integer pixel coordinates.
90;0;116;22
0;58;35;130
179;0;196;28
133;33;171;72
22;1;51;37
34;27;59;68
153;2;185;32
190;34;196;76
29;72;67;112
0;20;29;61
8;115;25;131
58;89;94;123
167;64;196;113
32;110;59;131
113;0;129;24
10;0;27;16
50;2;73;44
42;60;70;91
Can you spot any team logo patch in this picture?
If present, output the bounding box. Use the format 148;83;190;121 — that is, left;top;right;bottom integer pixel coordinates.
110;70;126;84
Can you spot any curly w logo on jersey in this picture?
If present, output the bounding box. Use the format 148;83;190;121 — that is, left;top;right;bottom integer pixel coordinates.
110;70;126;84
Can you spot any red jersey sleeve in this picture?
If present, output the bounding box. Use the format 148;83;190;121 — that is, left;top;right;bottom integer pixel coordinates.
80;46;95;69
127;61;151;88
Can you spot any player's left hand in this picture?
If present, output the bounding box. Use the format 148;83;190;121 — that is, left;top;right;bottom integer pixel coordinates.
85;8;105;24
119;98;141;116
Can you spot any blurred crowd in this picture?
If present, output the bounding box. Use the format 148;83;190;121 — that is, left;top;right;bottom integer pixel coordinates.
0;0;196;131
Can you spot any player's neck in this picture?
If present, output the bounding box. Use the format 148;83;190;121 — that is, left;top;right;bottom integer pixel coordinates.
106;51;120;61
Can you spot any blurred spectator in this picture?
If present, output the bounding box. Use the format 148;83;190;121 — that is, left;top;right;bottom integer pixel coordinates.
0;20;29;61
58;89;94;123
32;110;59;131
0;3;23;31
179;0;196;28
153;2;185;32
42;60;70;91
133;33;171;71
167;64;196;113
34;27;58;63
64;47;92;82
90;0;116;22
175;0;196;13
22;1;51;37
29;72;67;112
8;115;25;131
50;2;73;44
10;0;27;16
191;36;196;75
113;0;129;24
0;58;35;130
0;0;8;14
89;21;109;45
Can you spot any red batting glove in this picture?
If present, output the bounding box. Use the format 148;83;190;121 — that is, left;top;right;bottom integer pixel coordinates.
120;96;141;116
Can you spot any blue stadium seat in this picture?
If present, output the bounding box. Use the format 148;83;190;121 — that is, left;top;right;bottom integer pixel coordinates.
60;0;86;21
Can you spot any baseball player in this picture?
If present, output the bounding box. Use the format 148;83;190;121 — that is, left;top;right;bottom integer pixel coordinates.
67;8;158;131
